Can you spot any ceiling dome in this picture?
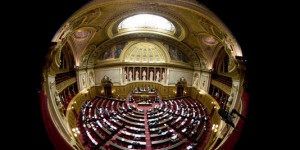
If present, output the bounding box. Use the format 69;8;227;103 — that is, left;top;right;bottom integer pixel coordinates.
124;42;167;63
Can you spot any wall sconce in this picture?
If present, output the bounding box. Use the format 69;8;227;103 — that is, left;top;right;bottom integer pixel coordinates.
72;127;80;137
74;65;79;71
212;124;219;133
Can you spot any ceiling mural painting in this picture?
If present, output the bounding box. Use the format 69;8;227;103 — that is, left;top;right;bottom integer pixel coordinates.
99;42;127;60
82;33;199;68
163;43;189;63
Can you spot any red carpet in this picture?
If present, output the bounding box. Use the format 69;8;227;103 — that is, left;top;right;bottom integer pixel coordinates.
129;100;158;150
144;110;152;150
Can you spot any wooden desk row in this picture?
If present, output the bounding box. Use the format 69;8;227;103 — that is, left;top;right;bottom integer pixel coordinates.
115;135;147;145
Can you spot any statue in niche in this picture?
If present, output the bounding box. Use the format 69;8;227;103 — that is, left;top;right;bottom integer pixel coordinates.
228;93;234;102
156;71;160;82
135;70;139;80
82;75;86;87
54;90;61;105
89;72;95;86
54;90;64;115
59;22;72;40
142;70;146;81
123;69;127;82
129;70;133;81
193;75;199;87
150;70;153;81
50;80;55;89
161;71;165;83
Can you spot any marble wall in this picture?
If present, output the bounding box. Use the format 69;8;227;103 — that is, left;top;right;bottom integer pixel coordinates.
78;70;87;91
168;68;193;86
192;72;200;89
94;67;121;85
87;69;95;87
200;72;210;92
93;67;196;87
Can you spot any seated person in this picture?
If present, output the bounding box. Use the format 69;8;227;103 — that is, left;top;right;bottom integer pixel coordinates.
181;127;187;133
170;137;179;143
166;130;172;136
127;107;132;112
186;143;197;150
186;145;193;150
203;115;208;121
171;134;178;140
129;96;134;102
132;141;140;148
190;129;197;136
112;110;117;115
187;124;192;130
149;123;157;128
127;145;133;149
135;130;141;134
157;129;162;134
84;117;90;124
218;108;235;128
133;136;141;141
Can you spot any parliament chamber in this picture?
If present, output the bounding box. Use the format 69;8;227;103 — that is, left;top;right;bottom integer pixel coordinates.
39;0;249;150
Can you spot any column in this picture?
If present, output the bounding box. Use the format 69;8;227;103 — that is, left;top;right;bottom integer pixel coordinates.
154;68;156;81
166;68;169;85
147;67;149;81
158;68;161;82
161;67;165;84
140;67;142;81
149;67;153;81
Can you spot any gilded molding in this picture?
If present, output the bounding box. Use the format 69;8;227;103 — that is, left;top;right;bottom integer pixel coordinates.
56;78;76;93
211;79;231;95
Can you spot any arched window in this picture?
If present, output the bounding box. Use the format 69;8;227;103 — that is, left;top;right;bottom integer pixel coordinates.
118;14;175;33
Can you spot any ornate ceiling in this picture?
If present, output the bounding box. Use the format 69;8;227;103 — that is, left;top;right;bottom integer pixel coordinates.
52;0;242;72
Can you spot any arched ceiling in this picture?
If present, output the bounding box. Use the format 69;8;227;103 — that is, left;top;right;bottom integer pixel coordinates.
52;0;242;72
121;42;168;63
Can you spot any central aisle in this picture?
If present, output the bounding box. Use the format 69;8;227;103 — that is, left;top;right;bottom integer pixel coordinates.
127;99;160;150
144;110;152;150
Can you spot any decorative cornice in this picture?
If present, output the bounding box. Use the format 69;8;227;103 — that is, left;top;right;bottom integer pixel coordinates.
94;62;194;70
